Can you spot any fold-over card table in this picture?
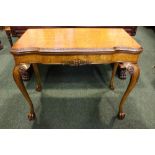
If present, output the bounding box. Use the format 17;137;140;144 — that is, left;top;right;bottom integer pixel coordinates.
11;28;143;121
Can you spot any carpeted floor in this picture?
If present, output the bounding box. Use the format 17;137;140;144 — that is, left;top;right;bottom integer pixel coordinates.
0;27;155;129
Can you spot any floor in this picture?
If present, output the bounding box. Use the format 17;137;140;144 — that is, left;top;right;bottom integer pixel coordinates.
0;27;155;129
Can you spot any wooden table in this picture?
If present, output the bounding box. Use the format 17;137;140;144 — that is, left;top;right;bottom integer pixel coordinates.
6;26;138;81
11;28;143;121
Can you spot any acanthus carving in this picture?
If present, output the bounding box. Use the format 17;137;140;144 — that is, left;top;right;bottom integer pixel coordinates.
122;62;134;75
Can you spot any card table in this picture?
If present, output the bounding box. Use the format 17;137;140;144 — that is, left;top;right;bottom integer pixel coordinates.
11;28;143;121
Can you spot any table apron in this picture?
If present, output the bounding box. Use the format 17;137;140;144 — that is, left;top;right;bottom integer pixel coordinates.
13;53;139;65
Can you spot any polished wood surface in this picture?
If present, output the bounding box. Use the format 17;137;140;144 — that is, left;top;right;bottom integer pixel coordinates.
6;26;138;45
8;27;138;81
11;28;143;121
11;28;142;55
118;63;140;119
14;53;140;65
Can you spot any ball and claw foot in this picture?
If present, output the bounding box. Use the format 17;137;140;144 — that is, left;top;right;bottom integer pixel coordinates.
27;112;36;121
118;112;126;120
35;85;42;92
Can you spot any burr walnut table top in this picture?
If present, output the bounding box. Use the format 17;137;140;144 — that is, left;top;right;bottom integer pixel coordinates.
11;28;142;55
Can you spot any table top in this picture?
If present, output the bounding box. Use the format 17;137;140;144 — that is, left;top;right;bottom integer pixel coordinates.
11;28;142;55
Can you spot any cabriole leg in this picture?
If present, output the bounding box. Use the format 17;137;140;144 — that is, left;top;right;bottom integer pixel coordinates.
118;63;140;120
13;65;36;121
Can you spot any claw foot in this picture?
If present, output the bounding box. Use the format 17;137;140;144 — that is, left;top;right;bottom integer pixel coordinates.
35;85;42;92
118;112;126;120
27;112;36;121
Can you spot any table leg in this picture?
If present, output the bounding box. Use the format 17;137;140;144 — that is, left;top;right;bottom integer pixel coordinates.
32;64;42;92
13;65;36;121
109;62;119;90
118;63;140;120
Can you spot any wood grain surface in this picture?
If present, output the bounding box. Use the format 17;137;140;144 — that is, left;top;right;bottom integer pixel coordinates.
11;28;142;55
